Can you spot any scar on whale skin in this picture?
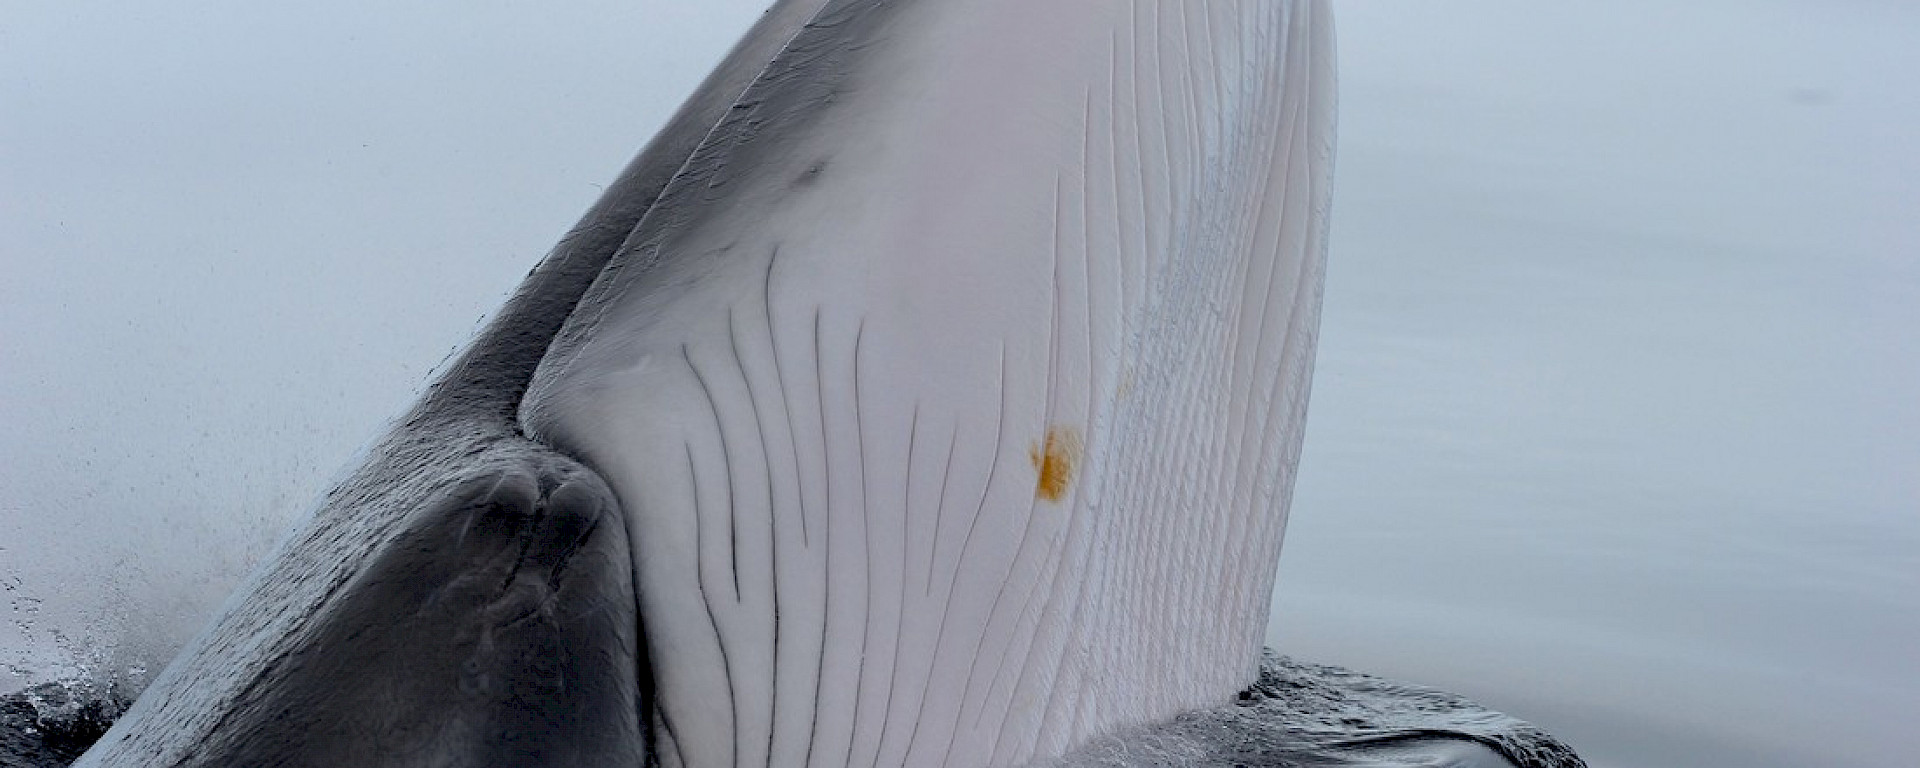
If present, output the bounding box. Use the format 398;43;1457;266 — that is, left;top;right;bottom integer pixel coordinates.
1029;425;1081;503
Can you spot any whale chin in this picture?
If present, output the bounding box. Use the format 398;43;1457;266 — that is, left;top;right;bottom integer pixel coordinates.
72;1;1343;767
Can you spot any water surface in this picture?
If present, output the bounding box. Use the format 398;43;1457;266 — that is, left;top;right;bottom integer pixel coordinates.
1272;4;1920;767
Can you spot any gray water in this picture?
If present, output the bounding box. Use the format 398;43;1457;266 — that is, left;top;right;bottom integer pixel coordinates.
1271;4;1920;768
3;3;1914;767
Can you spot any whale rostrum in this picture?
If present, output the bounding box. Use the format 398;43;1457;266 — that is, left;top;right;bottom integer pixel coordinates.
73;1;1336;767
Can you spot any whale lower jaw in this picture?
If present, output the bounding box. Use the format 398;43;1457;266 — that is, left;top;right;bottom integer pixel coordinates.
523;1;1337;766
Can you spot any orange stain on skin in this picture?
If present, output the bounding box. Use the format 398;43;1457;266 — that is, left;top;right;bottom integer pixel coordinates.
1029;425;1083;503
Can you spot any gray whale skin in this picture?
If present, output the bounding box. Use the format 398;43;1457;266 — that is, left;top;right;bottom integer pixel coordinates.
70;1;1585;767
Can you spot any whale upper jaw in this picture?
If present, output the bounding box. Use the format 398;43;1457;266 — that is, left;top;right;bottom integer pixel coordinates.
72;2;1336;767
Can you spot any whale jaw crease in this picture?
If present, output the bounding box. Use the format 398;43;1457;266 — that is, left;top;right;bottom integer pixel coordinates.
524;1;1338;767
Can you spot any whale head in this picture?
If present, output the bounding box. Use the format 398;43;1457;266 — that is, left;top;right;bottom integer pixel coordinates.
73;2;1336;766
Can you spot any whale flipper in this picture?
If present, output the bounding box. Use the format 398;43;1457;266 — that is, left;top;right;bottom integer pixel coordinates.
1046;654;1587;768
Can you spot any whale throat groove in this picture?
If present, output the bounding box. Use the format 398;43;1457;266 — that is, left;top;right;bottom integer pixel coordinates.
521;2;1337;767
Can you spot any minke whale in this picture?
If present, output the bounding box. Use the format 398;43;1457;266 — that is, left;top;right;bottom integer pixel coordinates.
62;2;1567;767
